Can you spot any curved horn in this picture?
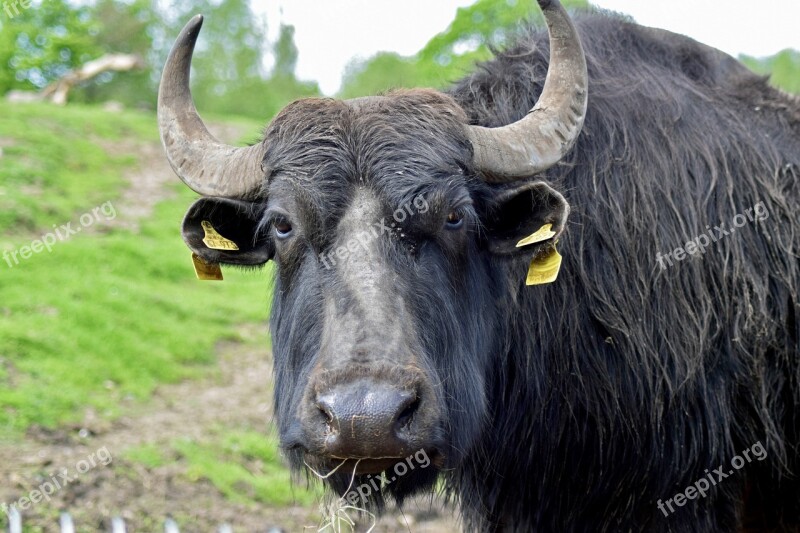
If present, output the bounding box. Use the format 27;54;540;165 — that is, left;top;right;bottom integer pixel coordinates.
158;15;265;198
467;0;588;182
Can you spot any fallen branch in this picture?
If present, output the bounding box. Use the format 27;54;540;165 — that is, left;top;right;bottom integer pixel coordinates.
6;53;144;105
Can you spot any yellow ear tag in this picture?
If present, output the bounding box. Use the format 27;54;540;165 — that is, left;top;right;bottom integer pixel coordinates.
191;253;224;281
201;220;239;251
516;223;556;248
525;245;562;286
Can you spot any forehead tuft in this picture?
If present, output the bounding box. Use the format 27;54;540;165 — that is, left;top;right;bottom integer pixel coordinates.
267;88;468;131
261;89;472;186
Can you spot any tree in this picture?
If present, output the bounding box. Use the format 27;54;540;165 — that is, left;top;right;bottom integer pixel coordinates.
0;0;319;117
158;0;319;118
159;0;267;114
741;50;800;95
0;0;102;95
340;0;589;98
260;23;320;119
71;0;159;108
0;0;159;108
340;53;419;100
273;23;298;78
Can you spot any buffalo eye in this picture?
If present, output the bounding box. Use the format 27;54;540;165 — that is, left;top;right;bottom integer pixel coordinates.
274;219;293;239
445;211;464;230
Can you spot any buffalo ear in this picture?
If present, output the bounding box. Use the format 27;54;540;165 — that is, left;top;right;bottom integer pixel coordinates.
182;197;273;266
482;181;569;256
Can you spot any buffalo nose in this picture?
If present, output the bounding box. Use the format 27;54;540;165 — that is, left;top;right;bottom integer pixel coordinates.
315;380;420;457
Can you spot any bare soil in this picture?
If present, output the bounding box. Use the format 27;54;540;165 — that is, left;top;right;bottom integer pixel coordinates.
0;324;459;532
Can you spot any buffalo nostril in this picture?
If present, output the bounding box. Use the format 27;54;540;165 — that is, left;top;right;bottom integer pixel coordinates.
396;397;420;430
316;400;335;427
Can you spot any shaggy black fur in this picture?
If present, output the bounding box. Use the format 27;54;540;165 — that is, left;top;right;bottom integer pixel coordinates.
444;13;800;533
189;9;800;533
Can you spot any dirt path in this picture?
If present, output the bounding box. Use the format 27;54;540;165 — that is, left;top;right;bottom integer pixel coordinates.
0;324;458;531
0;123;460;532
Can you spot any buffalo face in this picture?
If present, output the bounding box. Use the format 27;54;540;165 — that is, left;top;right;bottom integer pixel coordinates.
159;0;586;508
182;94;571;504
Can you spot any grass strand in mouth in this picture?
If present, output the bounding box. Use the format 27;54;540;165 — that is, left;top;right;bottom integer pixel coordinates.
304;457;348;480
308;458;378;533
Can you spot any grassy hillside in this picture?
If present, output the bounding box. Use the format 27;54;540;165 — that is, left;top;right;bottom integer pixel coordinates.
0;102;274;435
0;103;326;523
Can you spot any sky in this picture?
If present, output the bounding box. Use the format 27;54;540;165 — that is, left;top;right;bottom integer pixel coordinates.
257;0;800;95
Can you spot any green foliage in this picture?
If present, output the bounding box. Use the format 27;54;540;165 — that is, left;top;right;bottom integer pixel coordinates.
340;0;589;98
1;0;319;116
157;0;321;117
340;52;420;100
416;0;590;87
3;0;797;112
0;0;102;94
741;49;800;95
140;0;319;117
163;0;266;108
71;0;160;109
341;0;800;100
274;23;299;78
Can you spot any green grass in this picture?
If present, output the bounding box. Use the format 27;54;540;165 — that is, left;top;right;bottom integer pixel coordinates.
123;430;320;507
0;100;316;517
0;101;274;437
173;429;320;506
0;102;159;235
0;181;274;435
124;443;170;469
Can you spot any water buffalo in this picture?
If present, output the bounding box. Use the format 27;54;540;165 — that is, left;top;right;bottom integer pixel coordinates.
157;1;799;530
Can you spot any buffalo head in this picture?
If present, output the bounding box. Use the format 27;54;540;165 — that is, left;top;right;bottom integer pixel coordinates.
158;0;587;507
